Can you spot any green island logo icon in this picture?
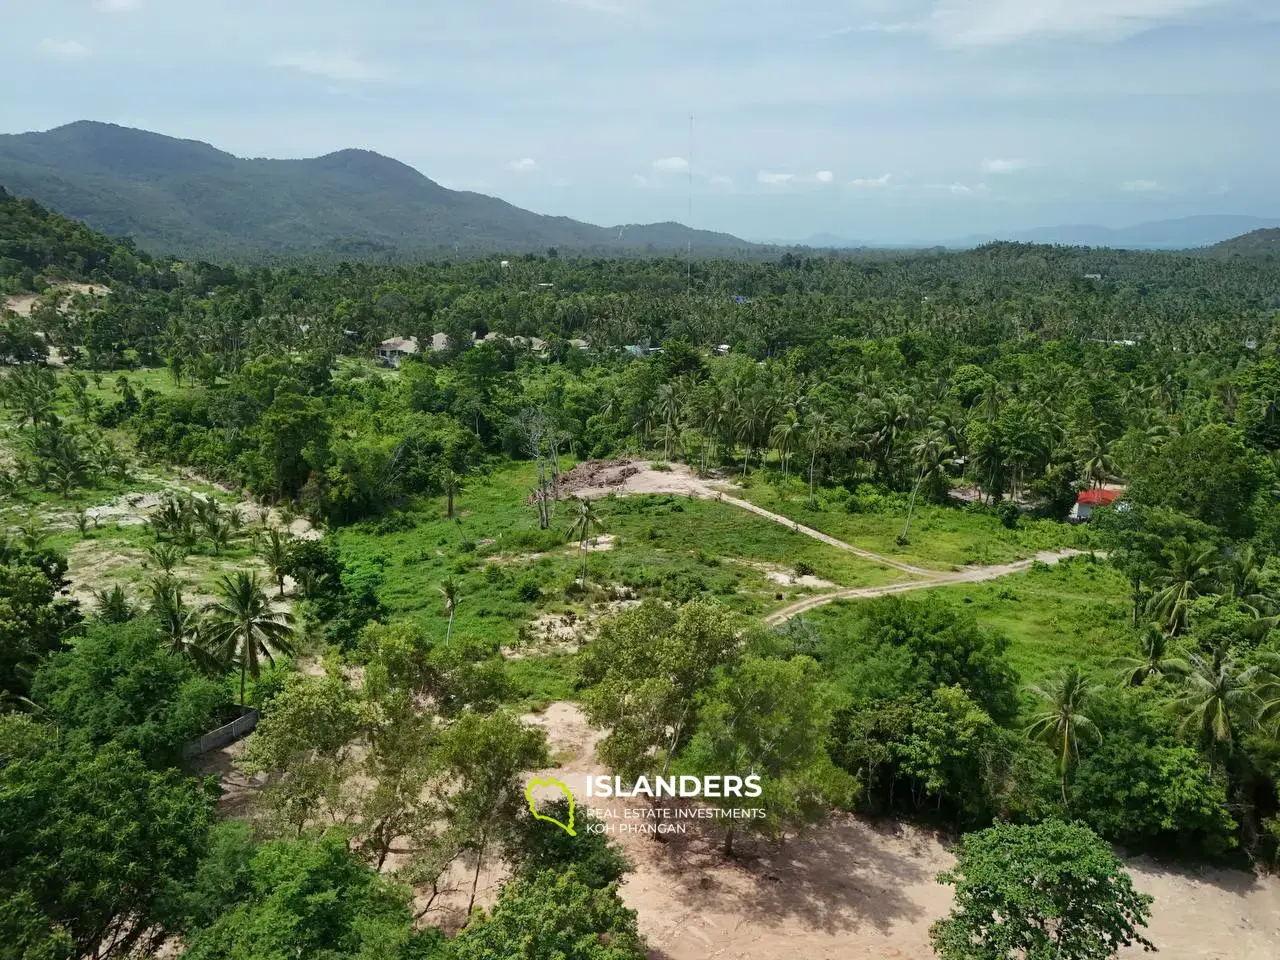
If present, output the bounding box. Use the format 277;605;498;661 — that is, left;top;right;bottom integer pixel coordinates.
525;777;576;836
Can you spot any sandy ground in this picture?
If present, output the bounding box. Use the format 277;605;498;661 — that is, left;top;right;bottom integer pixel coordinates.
2;283;109;318
194;696;1279;960
521;702;1280;960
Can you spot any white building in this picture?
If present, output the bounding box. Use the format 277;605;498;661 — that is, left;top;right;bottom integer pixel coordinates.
376;336;419;367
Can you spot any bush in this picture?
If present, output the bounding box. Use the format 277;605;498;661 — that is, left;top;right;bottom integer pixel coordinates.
515;576;542;602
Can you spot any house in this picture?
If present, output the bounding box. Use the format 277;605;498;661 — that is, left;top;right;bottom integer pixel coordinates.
568;338;590;351
714;344;731;356
1071;488;1120;522
1084;273;1103;281
376;336;419;367
429;332;450;352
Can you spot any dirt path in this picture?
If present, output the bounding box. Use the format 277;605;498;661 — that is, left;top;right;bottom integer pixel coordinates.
765;549;1092;625
564;460;938;577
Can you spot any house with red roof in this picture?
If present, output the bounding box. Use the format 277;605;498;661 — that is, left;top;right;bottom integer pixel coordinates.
1071;487;1121;522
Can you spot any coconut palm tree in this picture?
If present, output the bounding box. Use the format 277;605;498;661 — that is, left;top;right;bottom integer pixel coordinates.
802;409;831;507
567;495;603;586
439;467;466;520
899;429;953;545
260;527;291;598
93;585;135;624
1111;626;1189;686
1025;666;1101;805
1147;542;1220;636
205;570;296;707
147;542;184;575
1175;650;1260;751
436;578;461;643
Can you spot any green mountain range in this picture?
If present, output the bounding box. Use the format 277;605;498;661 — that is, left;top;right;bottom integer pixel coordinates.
1200;228;1280;259
0;121;757;261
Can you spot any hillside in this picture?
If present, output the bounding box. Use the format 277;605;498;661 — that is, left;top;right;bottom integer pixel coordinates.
952;215;1280;251
0;121;758;261
1200;227;1280;259
0;184;148;292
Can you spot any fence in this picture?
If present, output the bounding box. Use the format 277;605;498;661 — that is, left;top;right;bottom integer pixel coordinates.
183;709;260;757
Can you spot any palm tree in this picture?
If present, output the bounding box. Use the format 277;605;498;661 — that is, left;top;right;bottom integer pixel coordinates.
1175;650;1260;751
1111;627;1189;686
770;409;802;481
1256;652;1280;733
260;528;291;598
1025;666;1101;805
439;467;466;520
899;429;952;545
1147;542;1220;636
205;570;296;707
1220;545;1268;615
1081;432;1115;490
439;579;459;643
567;495;603;586
93;585;135;624
802;410;831;507
147;542;184;575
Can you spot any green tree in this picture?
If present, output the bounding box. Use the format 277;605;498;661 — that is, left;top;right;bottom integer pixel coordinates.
181;829;443;960
439;578;459;643
567;495;604;586
259;528;291;599
0;551;82;698
432;709;549;914
453;868;646;960
1111;626;1189;686
580;599;738;783
205;570;296;707
1025;666;1101;805
1146;541;1219;636
930;821;1154;960
0;719;216;960
682;654;855;855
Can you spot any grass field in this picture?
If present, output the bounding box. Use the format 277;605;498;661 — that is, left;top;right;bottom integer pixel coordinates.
336;461;909;652
726;471;1093;570
804;555;1135;689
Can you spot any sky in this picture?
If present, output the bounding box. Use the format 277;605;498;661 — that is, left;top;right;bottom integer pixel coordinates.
2;0;1278;244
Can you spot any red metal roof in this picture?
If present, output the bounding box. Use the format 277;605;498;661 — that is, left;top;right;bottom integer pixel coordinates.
1077;488;1120;506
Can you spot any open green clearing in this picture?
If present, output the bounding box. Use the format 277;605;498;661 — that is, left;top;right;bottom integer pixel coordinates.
337;460;907;652
729;472;1095;570
805;554;1136;688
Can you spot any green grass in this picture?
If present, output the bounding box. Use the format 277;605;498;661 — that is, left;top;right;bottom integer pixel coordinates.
931;555;1136;683
806;555;1136;687
336;461;906;651
727;471;1093;570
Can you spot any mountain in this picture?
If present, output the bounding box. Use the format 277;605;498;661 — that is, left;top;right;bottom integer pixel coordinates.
1199;228;1280;259
0;121;758;260
951;215;1280;251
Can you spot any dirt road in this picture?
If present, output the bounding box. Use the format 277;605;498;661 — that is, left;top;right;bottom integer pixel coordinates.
563;460;1093;615
765;549;1092;625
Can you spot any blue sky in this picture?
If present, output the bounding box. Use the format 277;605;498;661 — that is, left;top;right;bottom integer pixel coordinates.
2;0;1277;243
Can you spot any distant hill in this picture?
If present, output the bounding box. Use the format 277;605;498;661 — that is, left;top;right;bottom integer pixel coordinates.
0;184;147;292
0;121;759;261
1199;228;1280;259
952;216;1280;251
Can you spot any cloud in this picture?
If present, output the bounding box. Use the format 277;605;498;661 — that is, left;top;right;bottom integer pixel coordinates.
921;0;1232;47
757;171;794;185
508;158;538;172
1123;178;1162;191
652;156;689;173
631;174;651;188
849;173;893;188
709;175;733;187
270;52;389;83
93;0;142;11
39;39;90;58
925;182;987;195
815;170;835;183
981;158;1025;173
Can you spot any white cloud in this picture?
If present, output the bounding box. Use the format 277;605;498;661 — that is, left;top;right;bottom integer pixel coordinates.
631;174;651;188
709;174;733;187
270;52;389;83
508;158;538;172
652;156;689;173
39;39;90;58
926;181;987;195
815;170;835;183
849;173;893;188
922;0;1232;47
981;158;1025;173
554;0;630;13
1123;178;1162;191
758;171;794;185
94;0;143;12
